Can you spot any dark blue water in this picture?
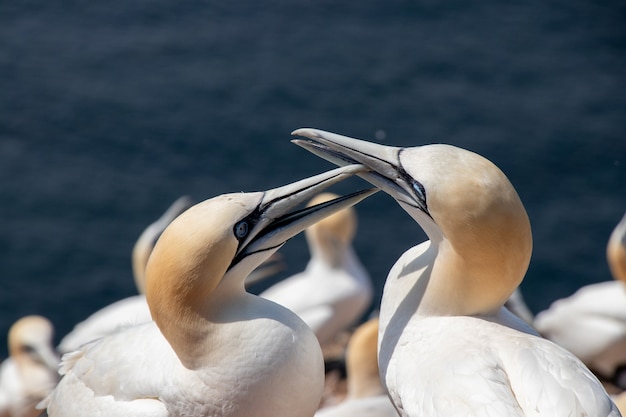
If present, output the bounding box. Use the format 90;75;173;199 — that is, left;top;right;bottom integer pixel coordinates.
1;1;624;358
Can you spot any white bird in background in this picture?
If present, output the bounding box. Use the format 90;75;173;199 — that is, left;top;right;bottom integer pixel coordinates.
534;211;626;390
57;196;193;354
40;165;376;417
261;192;373;348
130;196;195;295
0;315;59;417
293;128;620;417
316;318;397;417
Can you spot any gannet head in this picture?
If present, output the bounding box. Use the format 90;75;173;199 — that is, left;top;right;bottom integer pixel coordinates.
305;192;357;266
144;165;376;364
607;211;626;283
8;315;59;375
131;195;193;294
346;318;385;399
292;128;532;316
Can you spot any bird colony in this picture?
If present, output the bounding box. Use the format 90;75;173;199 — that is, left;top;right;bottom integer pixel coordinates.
1;128;624;417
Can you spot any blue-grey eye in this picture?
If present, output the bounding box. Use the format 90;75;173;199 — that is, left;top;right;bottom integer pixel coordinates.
234;221;249;239
412;181;426;203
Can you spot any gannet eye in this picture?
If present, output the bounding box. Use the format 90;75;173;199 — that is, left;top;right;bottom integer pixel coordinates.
20;344;36;354
411;180;426;204
234;221;249;239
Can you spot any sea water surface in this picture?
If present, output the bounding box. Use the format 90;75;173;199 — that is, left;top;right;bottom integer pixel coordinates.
0;0;625;357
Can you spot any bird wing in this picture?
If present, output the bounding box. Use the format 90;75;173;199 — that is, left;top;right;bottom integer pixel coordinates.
384;316;620;417
43;322;177;417
504;334;621;417
534;281;626;362
383;316;526;417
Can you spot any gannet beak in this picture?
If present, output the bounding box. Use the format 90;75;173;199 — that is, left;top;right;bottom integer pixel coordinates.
292;128;428;214
31;344;60;374
231;164;378;268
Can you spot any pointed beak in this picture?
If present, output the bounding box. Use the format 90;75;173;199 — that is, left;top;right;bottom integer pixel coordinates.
291;128;428;213
231;164;378;267
33;345;60;375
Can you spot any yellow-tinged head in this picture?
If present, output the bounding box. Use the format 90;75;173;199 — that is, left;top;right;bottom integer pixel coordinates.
142;165;376;367
293;128;532;316
8;315;58;373
145;194;256;326
401;145;532;314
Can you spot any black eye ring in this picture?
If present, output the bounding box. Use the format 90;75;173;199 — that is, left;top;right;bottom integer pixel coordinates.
234;220;249;239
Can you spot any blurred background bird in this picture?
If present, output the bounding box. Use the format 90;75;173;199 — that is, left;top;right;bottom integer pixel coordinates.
261;192;373;351
316;318;398;417
0;316;59;417
534;211;626;393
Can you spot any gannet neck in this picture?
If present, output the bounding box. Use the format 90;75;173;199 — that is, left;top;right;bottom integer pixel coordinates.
607;211;626;283
346;318;385;399
305;192;357;267
131;196;193;294
293;128;532;317
410;146;533;316
394;145;532;316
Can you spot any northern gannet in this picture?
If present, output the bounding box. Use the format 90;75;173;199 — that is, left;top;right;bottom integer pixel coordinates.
292;128;620;416
57;196;193;354
261;192;373;347
58;196;286;354
0;315;59;417
534;211;626;389
316;318;397;417
41;165;376;417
